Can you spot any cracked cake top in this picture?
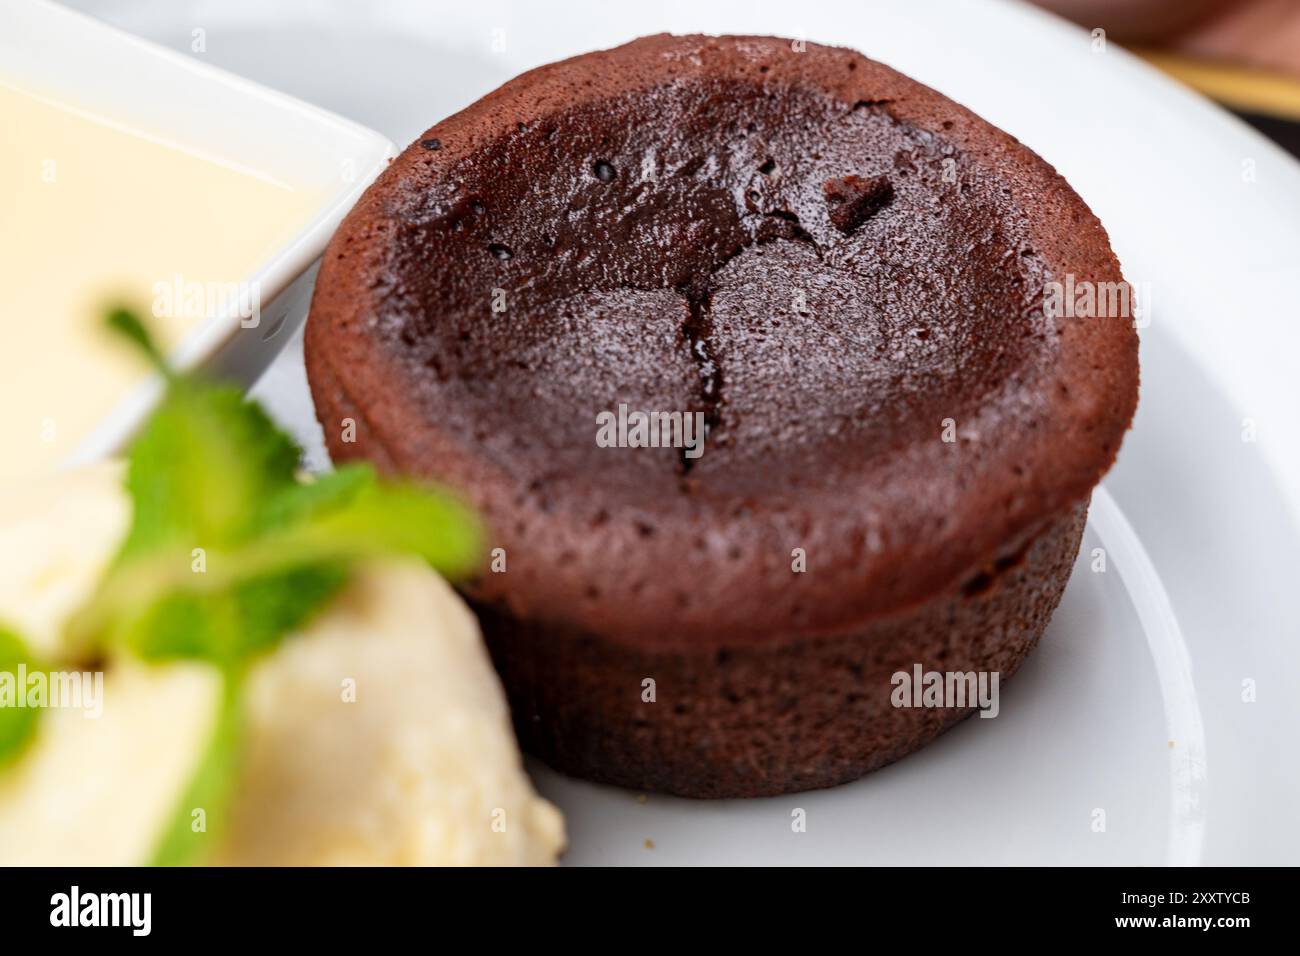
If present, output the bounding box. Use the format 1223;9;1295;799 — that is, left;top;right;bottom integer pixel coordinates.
305;33;1138;645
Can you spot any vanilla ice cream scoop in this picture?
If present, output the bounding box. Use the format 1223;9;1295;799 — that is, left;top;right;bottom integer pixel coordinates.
0;463;563;866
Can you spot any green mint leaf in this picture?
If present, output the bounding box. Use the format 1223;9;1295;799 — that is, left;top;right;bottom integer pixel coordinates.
148;672;244;867
113;566;349;665
68;308;484;667
0;626;41;770
106;306;172;378
116;383;301;558
258;465;484;576
255;461;377;530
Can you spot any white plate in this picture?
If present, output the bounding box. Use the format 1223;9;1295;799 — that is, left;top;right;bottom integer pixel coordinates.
69;0;1300;865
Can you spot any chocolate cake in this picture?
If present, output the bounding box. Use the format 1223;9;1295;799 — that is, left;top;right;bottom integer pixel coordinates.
305;34;1139;797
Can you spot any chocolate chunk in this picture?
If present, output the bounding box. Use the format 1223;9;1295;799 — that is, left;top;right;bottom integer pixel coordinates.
823;174;893;234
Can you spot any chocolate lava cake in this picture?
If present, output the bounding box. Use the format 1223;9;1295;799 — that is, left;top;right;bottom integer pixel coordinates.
305;34;1139;797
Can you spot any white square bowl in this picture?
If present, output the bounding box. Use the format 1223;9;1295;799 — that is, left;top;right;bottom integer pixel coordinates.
1;0;395;470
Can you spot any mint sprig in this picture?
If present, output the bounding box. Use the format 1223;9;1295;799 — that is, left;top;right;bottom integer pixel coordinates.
68;309;483;668
0;627;40;769
148;674;244;867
